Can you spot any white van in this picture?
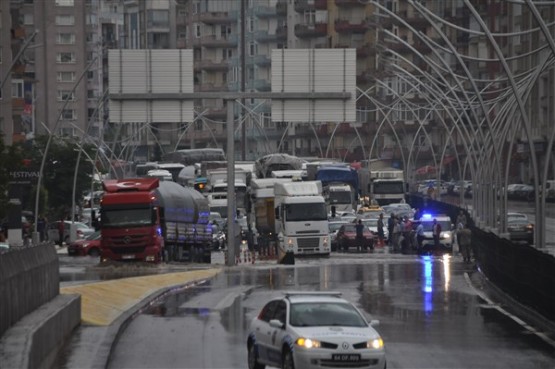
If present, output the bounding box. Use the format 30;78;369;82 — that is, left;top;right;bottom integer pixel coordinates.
146;169;173;181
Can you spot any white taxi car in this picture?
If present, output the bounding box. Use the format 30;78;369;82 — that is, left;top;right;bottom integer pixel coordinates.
419;213;454;251
247;292;386;369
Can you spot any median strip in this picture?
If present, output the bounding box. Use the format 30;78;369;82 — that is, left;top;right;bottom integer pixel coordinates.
61;268;221;326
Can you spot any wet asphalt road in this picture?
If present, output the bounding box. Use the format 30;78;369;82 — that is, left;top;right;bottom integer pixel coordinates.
99;254;554;369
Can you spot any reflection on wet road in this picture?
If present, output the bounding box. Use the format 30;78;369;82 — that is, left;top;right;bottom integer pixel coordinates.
107;256;554;369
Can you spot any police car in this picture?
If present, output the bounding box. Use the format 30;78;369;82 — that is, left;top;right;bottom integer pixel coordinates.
247;292;386;369
418;213;454;251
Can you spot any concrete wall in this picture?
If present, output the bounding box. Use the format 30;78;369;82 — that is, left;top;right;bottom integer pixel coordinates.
0;245;60;337
0;245;81;369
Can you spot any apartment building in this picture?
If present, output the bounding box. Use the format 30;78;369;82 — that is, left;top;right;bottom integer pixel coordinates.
1;0;551;182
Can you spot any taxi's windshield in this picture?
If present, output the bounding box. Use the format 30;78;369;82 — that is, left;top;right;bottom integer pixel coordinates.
289;302;367;327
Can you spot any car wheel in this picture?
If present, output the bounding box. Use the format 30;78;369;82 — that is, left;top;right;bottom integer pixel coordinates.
88;248;100;257
248;343;265;369
282;349;295;369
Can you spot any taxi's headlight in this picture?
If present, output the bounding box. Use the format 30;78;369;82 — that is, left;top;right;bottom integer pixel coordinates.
296;338;321;349
367;337;384;349
441;233;450;239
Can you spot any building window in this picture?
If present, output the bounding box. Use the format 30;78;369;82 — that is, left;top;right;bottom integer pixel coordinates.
194;23;201;38
55;0;74;6
0;47;2;63
87;90;96;99
56;15;75;26
61;109;76;120
56;33;75;44
147;10;169;28
248;17;254;33
192;0;200;14
222;48;232;60
57;52;76;63
12;79;24;98
57;71;76;82
57;90;75;101
88;108;96;118
249;42;257;56
304;10;315;25
24;13;34;25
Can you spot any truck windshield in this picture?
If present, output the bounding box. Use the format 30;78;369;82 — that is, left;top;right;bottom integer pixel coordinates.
102;208;153;228
373;181;405;194
329;191;352;204
285;203;328;221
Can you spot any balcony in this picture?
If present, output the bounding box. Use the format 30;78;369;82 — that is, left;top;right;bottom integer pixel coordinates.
253;54;271;67
255;30;286;43
276;25;288;39
254;79;271;92
276;0;287;16
335;19;368;34
204;108;227;120
195;83;229;93
401;12;429;28
356;43;377;58
199;34;238;48
294;23;327;39
254;5;279;18
294;0;314;13
199;11;238;24
195;60;229;71
335;0;365;7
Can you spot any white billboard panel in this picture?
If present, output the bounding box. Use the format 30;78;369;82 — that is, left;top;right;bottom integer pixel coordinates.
108;49;194;123
271;49;356;122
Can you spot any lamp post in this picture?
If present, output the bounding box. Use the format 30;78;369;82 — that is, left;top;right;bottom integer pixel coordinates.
32;57;98;244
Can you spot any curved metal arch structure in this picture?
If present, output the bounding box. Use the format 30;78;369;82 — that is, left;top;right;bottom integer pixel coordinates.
366;0;555;249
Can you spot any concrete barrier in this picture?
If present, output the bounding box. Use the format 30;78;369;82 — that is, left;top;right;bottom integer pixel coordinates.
0;294;81;369
0;245;81;369
0;245;59;337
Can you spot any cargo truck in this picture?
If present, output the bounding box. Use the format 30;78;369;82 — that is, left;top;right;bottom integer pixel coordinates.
369;170;406;205
315;165;359;214
100;178;212;263
247;178;293;250
274;181;330;256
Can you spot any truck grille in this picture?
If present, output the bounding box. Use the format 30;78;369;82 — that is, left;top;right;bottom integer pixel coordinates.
109;234;149;248
297;237;320;250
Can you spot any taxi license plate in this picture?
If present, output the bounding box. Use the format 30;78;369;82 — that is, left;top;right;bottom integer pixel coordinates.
332;354;360;362
122;254;135;260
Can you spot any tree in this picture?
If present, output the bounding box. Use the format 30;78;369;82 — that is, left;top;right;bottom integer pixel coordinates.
0;135;25;220
30;135;96;219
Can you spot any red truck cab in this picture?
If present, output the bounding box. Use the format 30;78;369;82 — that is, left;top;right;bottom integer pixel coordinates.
100;178;164;262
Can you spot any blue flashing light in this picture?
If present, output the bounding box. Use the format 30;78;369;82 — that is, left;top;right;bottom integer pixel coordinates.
421;213;433;220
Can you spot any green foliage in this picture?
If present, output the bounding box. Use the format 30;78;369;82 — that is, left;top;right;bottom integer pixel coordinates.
29;135;97;219
0;134;104;221
0;136;26;219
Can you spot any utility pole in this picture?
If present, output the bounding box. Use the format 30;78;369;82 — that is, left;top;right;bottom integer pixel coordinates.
241;0;246;160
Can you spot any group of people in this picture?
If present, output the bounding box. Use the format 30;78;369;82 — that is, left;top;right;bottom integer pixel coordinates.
361;207;473;261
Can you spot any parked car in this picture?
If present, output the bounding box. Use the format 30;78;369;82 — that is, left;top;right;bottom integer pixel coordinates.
0;241;9;254
453;181;472;196
361;218;389;242
336;223;374;252
381;203;415;220
47;221;95;244
507;212;529;222
67;231;101;256
514;184;534;200
328;220;348;251
247;292;386;369
507;218;534;245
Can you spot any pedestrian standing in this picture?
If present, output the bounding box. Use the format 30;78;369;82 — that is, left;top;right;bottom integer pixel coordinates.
392;217;402;252
458;224;472;262
416;221;425;251
387;213;395;245
37;215;46;242
432;218;442;250
377;213;385;247
355;219;365;252
57;218;65;246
